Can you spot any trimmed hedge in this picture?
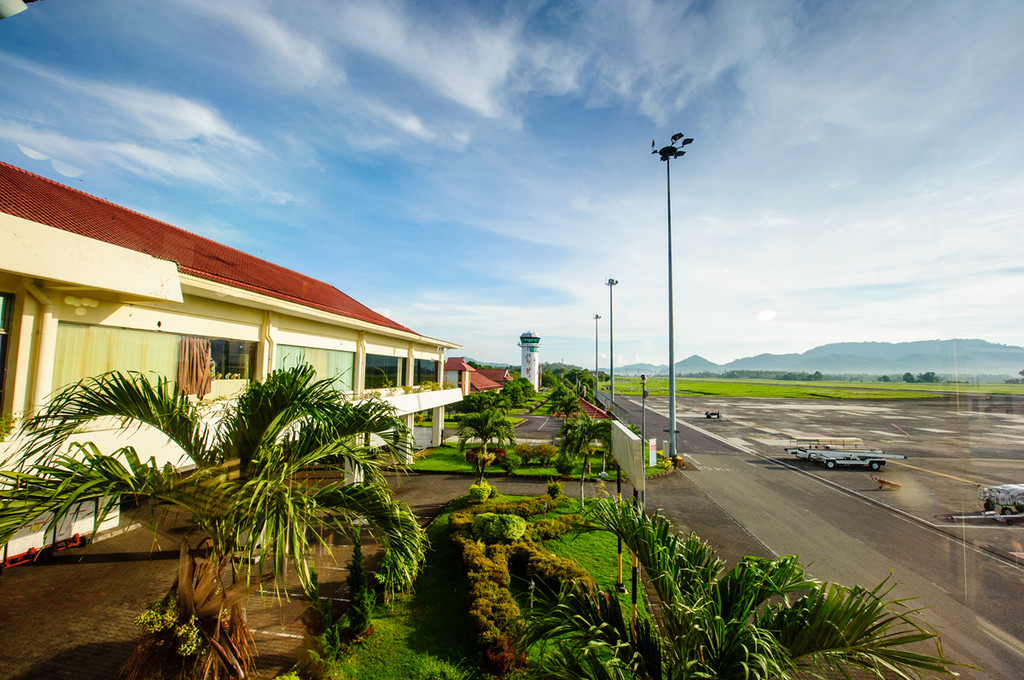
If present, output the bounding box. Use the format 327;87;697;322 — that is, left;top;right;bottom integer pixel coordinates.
449;496;594;675
473;513;528;543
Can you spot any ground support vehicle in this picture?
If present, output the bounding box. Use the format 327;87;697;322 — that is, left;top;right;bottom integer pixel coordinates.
704;410;721;419
978;483;1024;515
783;437;905;471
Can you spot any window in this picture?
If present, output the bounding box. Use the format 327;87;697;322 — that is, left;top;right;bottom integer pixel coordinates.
364;354;406;389
53;323;179;390
209;338;256;380
277;345;355;391
414;358;439;385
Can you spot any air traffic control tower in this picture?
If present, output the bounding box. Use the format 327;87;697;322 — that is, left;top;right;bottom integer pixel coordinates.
518;331;541;391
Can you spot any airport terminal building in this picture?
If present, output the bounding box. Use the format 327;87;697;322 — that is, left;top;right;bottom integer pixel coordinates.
0;160;462;463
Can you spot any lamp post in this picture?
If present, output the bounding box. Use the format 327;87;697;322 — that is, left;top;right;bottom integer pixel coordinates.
652;133;693;465
607;278;618;414
593;314;601;402
640;373;648;459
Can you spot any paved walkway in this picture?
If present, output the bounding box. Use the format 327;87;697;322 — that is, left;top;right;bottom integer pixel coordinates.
0;463;764;679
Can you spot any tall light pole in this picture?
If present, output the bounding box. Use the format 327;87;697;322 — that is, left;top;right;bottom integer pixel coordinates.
606;278;618;413
652;134;692;465
593;313;601;401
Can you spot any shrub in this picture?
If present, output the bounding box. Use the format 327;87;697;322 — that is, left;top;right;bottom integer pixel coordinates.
472;513;527;543
496;452;522;473
483;635;528;677
468;481;493;501
516;443;557;466
468;481;494;502
553;455;574;476
529;514;580;541
511;543;595;597
546;478;563;499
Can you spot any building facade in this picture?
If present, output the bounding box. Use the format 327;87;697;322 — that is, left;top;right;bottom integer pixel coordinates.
0;161;462;465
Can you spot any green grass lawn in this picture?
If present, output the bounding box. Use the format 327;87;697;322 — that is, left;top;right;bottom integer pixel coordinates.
602;376;1024;399
318;501;481;679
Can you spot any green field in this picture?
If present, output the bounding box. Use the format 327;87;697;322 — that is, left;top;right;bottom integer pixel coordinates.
602;376;1024;399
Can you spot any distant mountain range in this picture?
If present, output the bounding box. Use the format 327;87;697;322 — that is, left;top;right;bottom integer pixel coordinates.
598;339;1024;377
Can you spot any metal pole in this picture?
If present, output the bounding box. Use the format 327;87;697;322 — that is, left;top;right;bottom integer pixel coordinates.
607;279;618;413
641;374;647;459
594;314;600;401
666;158;677;464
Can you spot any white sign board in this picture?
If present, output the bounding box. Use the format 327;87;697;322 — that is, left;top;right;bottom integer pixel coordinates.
648;438;657;467
610;419;644;495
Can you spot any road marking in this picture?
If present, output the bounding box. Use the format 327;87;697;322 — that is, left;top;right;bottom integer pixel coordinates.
978;618;1024;663
887;459;980;486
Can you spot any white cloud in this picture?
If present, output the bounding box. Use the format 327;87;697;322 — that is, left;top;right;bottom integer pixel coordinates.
331;2;523;118
177;0;339;90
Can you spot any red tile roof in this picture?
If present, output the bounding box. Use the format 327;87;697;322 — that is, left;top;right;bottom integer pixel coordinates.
469;373;503;393
444;357;476;372
476;368;511;385
0;161;412;333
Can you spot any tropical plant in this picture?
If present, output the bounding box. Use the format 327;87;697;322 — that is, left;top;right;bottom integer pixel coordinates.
549;386;581;418
452;389;511;416
456;408;517;483
522;498;960;680
0;365;427;679
558;412;611;508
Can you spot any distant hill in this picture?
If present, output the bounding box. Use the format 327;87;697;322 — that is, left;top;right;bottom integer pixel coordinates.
607;339;1024;377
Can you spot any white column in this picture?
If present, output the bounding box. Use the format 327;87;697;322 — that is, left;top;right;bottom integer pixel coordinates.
431;405;444;447
23;280;57;414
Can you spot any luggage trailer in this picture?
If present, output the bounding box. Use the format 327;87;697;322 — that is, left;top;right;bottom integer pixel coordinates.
784;437;906;471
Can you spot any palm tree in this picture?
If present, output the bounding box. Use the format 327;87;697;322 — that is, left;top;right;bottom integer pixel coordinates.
0;365;426;679
558;412;611;508
456;407;517;483
549;385;581;419
522;498;959;680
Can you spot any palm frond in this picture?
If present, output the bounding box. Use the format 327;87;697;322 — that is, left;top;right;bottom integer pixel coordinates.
0;442;188;545
19;370;207;465
763;578;960;679
522;581;662;680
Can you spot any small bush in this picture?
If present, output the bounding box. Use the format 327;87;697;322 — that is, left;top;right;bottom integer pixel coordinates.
473;513;527;543
516;443;557;465
553;455;574;476
496;452;522;473
468;482;494;502
546;478;563;498
483;635;527;677
529;514;580;541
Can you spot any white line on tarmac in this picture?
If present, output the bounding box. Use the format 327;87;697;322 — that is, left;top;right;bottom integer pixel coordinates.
664;410;1024;573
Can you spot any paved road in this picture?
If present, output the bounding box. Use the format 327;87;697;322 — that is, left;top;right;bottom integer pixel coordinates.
613;394;1024;680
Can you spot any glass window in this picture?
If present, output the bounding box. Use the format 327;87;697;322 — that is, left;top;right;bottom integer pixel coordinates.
209;338;256;380
53;323;179;390
414;358;438;385
276;344;355;391
364;354;406;389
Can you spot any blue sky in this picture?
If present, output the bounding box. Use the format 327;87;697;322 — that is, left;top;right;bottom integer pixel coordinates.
1;1;1022;368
